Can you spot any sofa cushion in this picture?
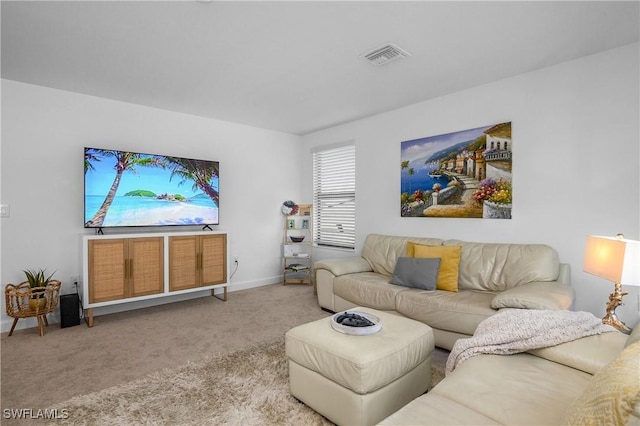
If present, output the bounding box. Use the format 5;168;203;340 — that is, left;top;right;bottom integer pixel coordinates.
409;243;462;292
433;353;592;425
443;239;560;291
527;331;628;375
389;257;440;290
491;281;574;310
395;289;496;335
361;234;444;276
334;272;408;311
378;393;500;425
440;354;592;425
564;342;640;425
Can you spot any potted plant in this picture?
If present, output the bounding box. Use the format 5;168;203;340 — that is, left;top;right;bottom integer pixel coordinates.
23;269;55;311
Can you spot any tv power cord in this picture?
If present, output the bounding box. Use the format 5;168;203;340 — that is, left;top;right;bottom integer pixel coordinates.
230;258;239;279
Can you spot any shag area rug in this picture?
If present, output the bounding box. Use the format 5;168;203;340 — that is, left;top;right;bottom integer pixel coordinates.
49;338;445;425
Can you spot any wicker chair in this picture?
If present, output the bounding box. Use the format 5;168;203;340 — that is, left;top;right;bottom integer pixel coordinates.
5;280;62;336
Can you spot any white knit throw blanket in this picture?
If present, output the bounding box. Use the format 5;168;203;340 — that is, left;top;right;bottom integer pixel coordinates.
446;309;617;373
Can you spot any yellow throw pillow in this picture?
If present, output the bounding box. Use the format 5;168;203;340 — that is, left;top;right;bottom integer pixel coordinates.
406;241;419;258
407;243;461;292
563;341;640;425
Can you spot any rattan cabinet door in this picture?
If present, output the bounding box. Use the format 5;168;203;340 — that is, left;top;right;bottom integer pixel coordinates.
168;236;199;291
128;237;164;298
88;239;127;303
200;234;227;286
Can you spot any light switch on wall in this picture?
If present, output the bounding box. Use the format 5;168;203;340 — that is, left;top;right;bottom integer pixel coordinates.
0;204;9;218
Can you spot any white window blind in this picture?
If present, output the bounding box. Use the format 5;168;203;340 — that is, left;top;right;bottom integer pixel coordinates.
313;144;356;249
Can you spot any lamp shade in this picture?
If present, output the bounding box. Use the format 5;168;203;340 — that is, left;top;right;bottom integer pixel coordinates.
583;235;640;286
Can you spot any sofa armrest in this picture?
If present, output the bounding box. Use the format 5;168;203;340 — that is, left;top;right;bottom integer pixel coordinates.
557;263;571;286
314;257;373;277
526;332;627;375
315;257;373;311
491;281;574;310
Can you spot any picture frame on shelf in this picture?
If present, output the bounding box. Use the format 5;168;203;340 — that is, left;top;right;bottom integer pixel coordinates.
299;204;311;216
301;218;310;229
287;219;296;229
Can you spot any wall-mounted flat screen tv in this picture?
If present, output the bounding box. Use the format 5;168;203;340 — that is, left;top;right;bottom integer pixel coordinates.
84;147;219;228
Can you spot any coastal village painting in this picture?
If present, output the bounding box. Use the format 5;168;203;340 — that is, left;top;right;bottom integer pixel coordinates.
400;122;512;219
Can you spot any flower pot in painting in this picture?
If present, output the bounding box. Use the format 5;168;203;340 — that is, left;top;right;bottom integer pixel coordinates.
483;200;512;219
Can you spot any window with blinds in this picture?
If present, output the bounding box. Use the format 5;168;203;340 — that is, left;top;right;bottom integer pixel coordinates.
312;143;356;250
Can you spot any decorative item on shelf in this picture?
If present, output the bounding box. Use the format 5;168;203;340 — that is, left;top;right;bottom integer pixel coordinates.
290;236;305;243
281;200;299;216
299;205;311;216
287;263;309;271
583;233;640;334
301;218;310;229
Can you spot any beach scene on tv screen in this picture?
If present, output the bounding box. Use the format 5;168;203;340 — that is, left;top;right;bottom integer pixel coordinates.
84;148;219;227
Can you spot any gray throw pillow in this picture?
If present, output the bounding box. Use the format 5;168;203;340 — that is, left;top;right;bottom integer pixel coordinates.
389;257;441;290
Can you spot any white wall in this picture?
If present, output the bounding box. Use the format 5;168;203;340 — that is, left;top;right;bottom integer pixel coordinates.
0;80;303;332
302;43;640;327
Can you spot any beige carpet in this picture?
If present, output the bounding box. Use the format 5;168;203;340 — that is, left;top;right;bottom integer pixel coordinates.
1;283;448;425
47;337;445;425
49;338;332;426
1;284;328;412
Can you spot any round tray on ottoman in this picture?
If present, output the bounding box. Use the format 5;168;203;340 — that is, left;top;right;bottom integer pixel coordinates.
331;310;382;335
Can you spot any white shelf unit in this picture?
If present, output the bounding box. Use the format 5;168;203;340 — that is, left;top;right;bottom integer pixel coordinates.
283;204;313;287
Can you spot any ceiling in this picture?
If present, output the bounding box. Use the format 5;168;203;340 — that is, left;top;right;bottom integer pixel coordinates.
2;1;639;136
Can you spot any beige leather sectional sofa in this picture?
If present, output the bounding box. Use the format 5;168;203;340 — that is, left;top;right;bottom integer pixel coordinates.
315;233;574;350
379;326;640;425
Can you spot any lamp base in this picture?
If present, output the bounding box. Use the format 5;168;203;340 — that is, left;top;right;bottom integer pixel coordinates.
602;311;631;334
603;282;631;334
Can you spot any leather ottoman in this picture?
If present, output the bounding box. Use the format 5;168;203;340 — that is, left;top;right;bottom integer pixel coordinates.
285;307;434;425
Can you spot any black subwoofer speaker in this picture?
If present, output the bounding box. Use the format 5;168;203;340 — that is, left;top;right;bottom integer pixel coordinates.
60;294;80;328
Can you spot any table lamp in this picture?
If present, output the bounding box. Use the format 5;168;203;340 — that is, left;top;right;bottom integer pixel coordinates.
583;234;640;334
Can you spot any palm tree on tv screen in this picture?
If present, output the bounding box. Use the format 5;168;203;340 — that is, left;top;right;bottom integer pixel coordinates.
84;149;165;227
165;157;219;207
84;150;100;174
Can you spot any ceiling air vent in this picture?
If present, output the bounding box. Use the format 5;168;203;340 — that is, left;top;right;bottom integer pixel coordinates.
360;43;411;67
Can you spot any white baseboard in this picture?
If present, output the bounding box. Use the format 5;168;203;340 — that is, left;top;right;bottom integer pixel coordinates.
1;276;283;334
